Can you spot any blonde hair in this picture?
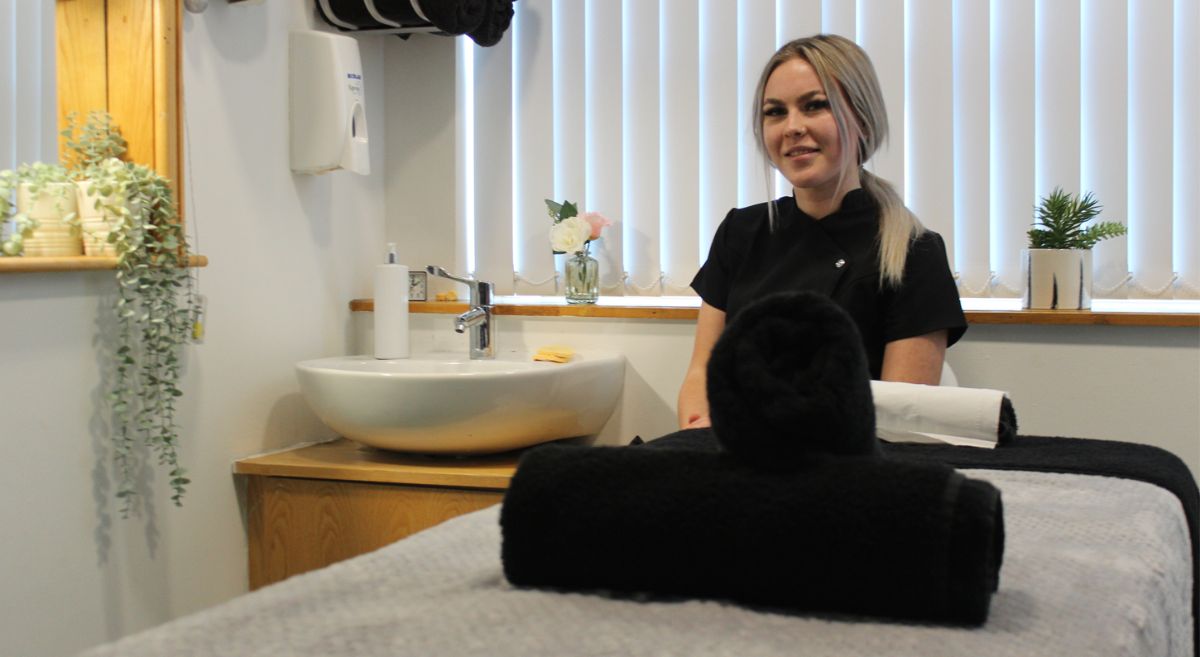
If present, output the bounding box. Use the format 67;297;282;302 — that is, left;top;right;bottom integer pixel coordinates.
752;34;923;287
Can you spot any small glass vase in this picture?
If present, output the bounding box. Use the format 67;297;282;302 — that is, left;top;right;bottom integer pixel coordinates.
565;251;599;304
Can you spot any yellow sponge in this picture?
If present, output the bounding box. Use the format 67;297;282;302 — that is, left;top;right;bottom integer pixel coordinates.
533;345;574;363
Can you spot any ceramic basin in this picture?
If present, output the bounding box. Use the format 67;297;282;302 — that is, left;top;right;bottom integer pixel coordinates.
296;350;625;454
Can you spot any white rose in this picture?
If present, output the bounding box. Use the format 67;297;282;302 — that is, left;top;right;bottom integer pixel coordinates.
549;216;591;253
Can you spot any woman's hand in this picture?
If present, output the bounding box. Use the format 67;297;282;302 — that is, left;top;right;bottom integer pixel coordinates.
880;330;949;384
677;302;726;429
682;413;712;429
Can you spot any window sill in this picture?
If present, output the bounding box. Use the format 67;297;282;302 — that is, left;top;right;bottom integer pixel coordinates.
0;255;209;273
349;296;1199;328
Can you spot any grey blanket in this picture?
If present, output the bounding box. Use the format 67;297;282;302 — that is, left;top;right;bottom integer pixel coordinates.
81;470;1194;657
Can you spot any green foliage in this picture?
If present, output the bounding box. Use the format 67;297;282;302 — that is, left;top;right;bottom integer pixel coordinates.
1027;187;1127;250
544;198;579;222
2;111;125;255
97;158;201;514
61;111;128;174
3;110;197;514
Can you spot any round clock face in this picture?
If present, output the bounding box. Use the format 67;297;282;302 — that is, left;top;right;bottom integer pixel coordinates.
408;271;427;301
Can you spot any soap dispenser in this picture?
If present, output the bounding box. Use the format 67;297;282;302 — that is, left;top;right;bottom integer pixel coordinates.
374;243;410;359
289;30;370;175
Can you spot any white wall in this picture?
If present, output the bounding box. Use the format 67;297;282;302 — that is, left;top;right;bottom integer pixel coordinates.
0;2;386;655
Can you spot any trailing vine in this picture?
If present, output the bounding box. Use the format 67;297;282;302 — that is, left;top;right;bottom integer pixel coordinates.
100;158;201;513
4;111;198;514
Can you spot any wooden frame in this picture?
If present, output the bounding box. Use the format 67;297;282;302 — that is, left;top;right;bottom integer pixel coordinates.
0;0;188;273
55;0;181;204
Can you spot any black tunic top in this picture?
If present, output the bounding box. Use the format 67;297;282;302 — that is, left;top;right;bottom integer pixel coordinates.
690;190;967;379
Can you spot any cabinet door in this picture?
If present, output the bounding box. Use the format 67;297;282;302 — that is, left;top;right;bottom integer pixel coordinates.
246;476;503;589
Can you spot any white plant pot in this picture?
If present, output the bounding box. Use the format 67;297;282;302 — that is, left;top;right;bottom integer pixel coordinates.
1022;248;1092;310
16;181;77;219
17;182;82;257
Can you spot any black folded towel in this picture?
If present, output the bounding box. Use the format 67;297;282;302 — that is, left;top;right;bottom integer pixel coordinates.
707;290;879;467
468;0;516;47
500;443;1005;625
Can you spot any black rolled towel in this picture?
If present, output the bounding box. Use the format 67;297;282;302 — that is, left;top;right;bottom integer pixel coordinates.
423;0;489;34
707;290;878;467
372;0;489;35
322;0;392;29
500;443;1004;625
998;395;1018;445
468;0;516;47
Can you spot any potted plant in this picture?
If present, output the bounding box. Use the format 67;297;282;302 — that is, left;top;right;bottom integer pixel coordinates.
3;110;198;514
62;111;128;256
0;161;80;257
93;156;201;514
1023;187;1127;310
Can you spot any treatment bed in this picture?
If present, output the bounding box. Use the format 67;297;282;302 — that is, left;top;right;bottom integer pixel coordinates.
80;435;1196;657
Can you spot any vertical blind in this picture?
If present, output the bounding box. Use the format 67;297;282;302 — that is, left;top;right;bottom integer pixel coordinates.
457;0;1199;299
0;0;56;171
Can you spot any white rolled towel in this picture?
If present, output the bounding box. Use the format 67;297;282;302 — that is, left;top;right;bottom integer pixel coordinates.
870;381;1017;449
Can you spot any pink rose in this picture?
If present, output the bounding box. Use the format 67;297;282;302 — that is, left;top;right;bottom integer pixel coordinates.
582;212;612;240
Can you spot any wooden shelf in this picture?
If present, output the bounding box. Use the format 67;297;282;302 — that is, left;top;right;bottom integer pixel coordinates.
349;298;1199;327
0;255;208;274
960;308;1197;327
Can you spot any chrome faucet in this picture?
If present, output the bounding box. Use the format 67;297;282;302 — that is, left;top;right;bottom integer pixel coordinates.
426;265;495;360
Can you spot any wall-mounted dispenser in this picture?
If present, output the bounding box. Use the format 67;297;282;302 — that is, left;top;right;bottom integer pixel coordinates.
289;30;369;175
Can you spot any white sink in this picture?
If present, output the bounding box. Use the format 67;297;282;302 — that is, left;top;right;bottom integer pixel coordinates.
296;350;625;454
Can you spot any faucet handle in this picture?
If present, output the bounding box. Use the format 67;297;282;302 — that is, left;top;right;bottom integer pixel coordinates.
427;265;493;306
426;265;475;287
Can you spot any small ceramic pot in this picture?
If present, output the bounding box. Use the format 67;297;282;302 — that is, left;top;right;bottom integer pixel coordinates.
1022;248;1092;310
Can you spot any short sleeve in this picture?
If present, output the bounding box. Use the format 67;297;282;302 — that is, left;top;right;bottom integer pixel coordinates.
882;231;968;346
690;208;739;311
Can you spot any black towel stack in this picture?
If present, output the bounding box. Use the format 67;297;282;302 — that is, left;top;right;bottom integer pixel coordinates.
317;1;515;48
500;291;1005;625
467;0;516;47
707;289;879;465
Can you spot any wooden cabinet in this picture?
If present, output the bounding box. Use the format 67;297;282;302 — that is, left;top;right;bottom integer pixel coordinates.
234;439;518;589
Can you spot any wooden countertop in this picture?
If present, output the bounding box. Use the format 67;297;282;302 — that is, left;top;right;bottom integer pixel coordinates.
233;438;518;490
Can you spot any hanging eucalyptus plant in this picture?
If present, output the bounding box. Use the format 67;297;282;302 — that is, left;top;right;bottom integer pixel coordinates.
67;111;201;514
93;156;201;513
4;110;200;514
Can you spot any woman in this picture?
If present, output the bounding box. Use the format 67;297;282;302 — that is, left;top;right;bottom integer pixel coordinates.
678;34;966;430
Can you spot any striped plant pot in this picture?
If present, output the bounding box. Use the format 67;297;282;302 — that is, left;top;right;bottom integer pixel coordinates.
17;182;82;257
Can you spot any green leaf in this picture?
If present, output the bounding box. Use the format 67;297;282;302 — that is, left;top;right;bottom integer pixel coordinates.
1029;187;1121;249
